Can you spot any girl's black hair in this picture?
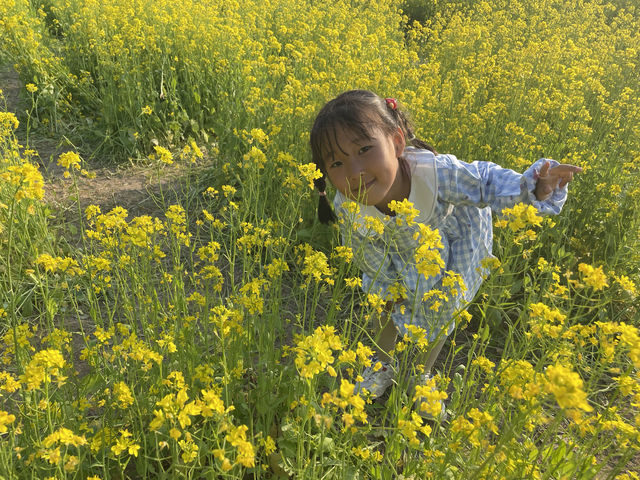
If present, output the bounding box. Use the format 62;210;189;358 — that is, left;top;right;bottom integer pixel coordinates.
313;176;337;224
309;89;436;224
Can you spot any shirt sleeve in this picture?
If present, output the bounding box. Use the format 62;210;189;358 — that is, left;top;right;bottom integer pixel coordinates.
436;154;568;215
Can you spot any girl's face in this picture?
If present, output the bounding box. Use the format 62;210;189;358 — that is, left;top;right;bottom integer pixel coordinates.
322;125;407;212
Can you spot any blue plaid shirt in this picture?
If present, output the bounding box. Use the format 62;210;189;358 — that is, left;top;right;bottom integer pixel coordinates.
334;148;569;339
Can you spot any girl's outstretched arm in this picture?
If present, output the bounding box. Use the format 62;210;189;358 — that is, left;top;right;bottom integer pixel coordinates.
435;154;576;215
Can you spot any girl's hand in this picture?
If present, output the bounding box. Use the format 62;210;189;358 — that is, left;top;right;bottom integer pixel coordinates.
534;161;582;201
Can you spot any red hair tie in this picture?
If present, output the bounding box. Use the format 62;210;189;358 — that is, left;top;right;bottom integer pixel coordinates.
385;97;398;110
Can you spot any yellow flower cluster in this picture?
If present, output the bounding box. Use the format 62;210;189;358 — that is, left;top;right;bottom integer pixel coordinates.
179;140;204;163
528;302;567;339
237;277;268;315
544;363;593;420
165;204;191;246
414;224;445;280
112;381;134;409
499;359;541;402
0;372;20;393
57;151;81;170
613;274;637;297
578;263;609;291
495;203;542;243
111;430;140;457
43;427;87;448
321;379;368;431
294;326;342;379
151;386;201;431
351;445;383;462
1;324;35;365
363;215;385;235
150;146;173;165
0;410;16;433
0;112;19;134
299;245;333;285
403;325;429;351
237;221;287;255
36;254;84;276
414;375;448;418
297;162;322;190
197;241;223;287
0;163;44;202
148;370;255;469
224;425;255;468
450;408;498;448
242;146;267;170
266;258;289;279
110;329;163;372
397;407;432;446
388;198;420;226
39;427;86;471
209;305;244;337
20;349;66;391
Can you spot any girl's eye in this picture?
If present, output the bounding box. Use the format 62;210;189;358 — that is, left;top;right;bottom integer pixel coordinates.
329;160;342;169
359;146;372;154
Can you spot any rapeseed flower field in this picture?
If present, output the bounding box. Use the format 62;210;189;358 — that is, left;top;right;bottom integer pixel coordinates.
0;0;639;478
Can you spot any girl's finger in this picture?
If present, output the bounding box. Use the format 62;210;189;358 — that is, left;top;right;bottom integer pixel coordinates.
540;161;550;177
553;164;583;175
559;172;573;188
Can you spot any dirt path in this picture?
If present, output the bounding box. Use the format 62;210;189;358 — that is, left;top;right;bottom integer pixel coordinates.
0;64;180;220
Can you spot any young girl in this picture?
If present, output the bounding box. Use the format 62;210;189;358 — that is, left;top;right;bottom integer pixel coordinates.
310;89;581;414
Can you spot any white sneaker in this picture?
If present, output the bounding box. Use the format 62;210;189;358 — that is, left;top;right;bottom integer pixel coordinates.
412;372;447;420
355;358;396;399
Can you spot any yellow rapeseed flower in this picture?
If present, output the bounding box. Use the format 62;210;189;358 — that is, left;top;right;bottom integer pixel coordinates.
152;146;173;165
544;363;593;415
344;277;362;289
199;389;225;417
414;375;448;418
0;410;16;433
498;203;542;231
613;274;637;297
0;112;19;133
57;151;81;170
226;424;255;468
298;162;323;190
36;253;84;276
363;215;385;235
301;250;332;284
1;163;44;201
578;263;608;291
43;427;87;448
111;429;141;457
0;372;20;393
388;199;419;226
294;326;343;379
113;381;134;409
20;349;66;390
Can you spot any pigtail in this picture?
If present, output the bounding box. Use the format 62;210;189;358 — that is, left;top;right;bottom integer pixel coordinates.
314;176;337;224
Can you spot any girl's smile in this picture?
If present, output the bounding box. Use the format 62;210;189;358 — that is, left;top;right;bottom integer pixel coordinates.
323;126;408;214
